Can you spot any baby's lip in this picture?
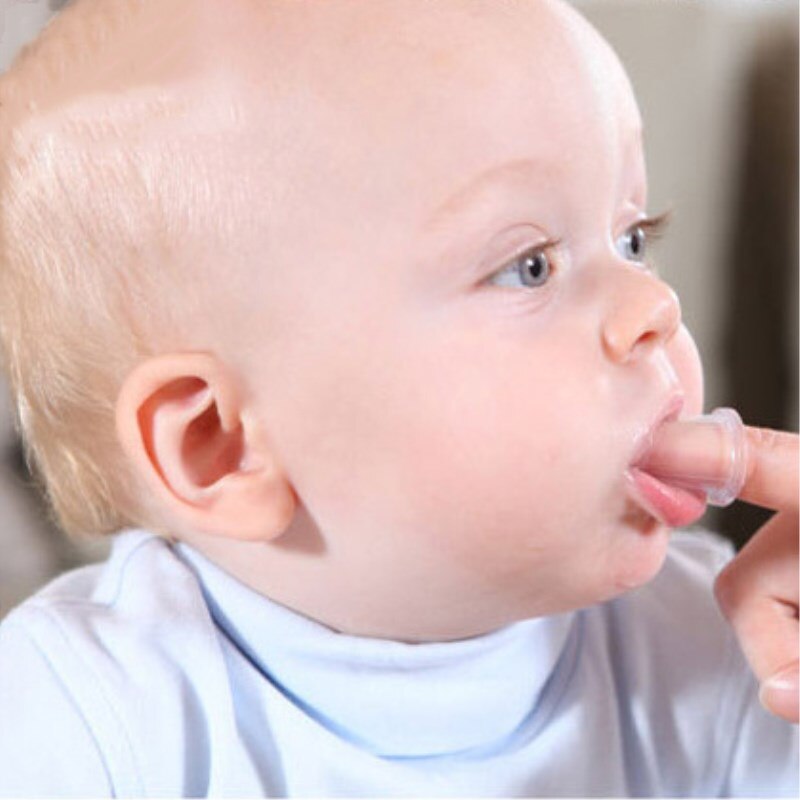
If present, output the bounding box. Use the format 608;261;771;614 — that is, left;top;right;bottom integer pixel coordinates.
629;392;686;470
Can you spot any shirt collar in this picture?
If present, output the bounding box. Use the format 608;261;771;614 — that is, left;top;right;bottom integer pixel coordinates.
174;541;575;758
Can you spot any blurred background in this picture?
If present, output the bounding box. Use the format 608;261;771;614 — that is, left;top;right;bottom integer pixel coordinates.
0;0;797;618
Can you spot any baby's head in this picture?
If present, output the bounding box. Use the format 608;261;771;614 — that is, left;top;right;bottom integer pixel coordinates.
0;0;704;641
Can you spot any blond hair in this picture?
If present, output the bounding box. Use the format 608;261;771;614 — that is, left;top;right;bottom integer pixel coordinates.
0;0;258;540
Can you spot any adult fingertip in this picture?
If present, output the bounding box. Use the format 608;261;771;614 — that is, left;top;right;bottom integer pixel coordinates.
759;665;800;724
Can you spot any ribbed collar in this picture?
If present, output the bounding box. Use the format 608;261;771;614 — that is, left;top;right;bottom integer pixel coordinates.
174;541;575;758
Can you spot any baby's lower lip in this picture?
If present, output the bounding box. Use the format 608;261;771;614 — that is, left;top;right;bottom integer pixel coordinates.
624;467;708;528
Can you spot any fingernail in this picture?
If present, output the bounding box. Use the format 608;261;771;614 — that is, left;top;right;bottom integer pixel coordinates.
759;666;799;717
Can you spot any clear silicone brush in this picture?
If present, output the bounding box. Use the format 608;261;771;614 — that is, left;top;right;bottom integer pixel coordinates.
637;407;748;507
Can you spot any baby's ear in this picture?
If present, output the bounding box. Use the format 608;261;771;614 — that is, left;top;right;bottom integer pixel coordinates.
115;352;296;541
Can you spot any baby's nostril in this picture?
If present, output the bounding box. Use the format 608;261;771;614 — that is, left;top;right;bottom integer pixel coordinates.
638;330;659;348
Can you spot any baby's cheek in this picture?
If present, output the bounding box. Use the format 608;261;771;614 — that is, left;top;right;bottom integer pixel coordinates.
393;395;573;554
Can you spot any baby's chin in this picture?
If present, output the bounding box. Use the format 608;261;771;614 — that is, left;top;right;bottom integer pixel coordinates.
610;519;673;593
509;519;673;620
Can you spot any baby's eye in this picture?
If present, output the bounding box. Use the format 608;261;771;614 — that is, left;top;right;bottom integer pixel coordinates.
485;245;554;290
615;223;648;264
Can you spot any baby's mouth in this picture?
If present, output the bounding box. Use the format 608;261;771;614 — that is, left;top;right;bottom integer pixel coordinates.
623;404;749;529
624;468;707;529
622;393;708;529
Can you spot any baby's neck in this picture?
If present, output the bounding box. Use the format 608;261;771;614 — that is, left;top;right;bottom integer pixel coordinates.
175;509;528;643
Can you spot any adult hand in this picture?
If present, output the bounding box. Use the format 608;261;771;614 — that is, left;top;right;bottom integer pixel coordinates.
713;426;799;724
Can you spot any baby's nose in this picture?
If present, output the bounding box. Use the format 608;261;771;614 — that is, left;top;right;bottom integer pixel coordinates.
600;267;682;364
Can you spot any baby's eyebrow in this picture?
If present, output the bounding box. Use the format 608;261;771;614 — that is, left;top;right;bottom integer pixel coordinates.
423;158;548;234
424;125;645;235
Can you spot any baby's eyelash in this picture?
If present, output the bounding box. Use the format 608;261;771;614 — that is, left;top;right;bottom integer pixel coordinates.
635;209;673;243
634;209;672;276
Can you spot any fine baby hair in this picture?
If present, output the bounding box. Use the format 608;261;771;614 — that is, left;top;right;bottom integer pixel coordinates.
0;0;262;540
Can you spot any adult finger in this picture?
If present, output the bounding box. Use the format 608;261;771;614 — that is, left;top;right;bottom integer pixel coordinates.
714;508;799;723
736;426;799;512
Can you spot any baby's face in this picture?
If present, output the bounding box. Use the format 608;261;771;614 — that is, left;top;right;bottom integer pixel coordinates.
206;0;704;635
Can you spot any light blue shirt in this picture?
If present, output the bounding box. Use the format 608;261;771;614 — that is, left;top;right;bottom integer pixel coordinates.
0;528;796;797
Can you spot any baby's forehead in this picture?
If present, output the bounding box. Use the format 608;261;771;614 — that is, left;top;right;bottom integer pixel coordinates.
225;0;641;177
6;0;635;133
5;0;642;265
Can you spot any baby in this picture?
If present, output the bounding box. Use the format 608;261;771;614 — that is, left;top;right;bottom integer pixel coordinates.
0;0;797;796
